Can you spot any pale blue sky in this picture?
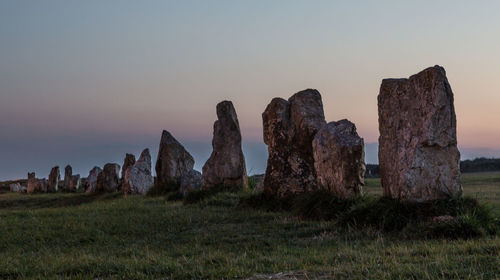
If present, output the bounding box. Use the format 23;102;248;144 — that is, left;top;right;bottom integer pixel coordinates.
1;1;500;179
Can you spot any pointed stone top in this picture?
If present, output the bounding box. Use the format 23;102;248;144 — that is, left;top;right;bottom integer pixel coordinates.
138;148;151;163
216;100;239;128
160;130;184;146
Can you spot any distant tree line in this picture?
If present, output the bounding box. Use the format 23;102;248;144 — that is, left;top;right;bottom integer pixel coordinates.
365;158;500;178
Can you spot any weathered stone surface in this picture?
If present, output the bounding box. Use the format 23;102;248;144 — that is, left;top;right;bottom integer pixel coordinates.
47;166;60;192
262;89;326;197
27;173;46;194
122;153;136;180
155;130;195;186
97;163;121;192
123;149;154;194
378;65;462;202
10;183;21;192
312;120;365;198
179;170;203;196
202;101;248;190
85;166;102;193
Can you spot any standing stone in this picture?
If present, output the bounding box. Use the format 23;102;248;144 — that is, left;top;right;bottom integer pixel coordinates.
155;130;195;186
202;101;248;190
10;183;21;193
122;153;136;180
27;172;37;194
63;165;81;191
179;170;203;196
63;165;72;191
85;166;102;193
312;120;365;198
378;65;462;202
39;179;48;192
97;163;121;192
47;166;60;192
123;149;154;194
71;175;81;191
27;172;45;194
262;89;326;197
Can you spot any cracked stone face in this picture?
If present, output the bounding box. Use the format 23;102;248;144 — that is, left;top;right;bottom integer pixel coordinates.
378;65;462;202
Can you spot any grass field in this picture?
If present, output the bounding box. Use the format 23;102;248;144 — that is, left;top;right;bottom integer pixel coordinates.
0;173;499;279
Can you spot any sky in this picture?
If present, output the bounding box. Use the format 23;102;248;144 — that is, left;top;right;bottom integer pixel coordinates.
1;1;500;180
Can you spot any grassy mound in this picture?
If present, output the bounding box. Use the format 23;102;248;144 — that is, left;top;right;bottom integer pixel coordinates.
240;191;498;239
183;184;244;205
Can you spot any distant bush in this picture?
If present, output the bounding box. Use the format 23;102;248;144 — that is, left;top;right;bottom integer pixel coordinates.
460;157;500;173
365;157;500;178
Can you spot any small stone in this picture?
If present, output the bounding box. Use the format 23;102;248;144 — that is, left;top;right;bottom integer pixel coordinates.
432;215;456;224
179;170;203;197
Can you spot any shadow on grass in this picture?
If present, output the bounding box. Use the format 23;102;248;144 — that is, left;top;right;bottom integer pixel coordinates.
0;192;123;210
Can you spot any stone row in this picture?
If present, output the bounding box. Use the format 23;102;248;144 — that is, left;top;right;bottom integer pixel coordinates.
17;65;462;202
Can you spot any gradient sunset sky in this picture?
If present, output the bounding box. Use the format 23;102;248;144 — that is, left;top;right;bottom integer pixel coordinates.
1;1;500;180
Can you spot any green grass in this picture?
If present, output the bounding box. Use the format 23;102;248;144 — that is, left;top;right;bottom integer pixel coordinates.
0;172;499;279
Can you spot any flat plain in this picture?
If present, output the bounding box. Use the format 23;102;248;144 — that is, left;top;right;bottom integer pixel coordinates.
0;172;499;279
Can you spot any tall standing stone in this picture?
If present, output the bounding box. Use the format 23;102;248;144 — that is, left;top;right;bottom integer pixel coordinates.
155;130;195;186
262;89;326;197
71;175;82;191
63;165;81;192
85;166;102;193
47;166;60;192
378;65;462;202
202;101;248;190
26;173;47;194
97;163;121;192
27;172;38;194
312;120;365;198
122;153;136;180
123;149;154;194
63;165;72;191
